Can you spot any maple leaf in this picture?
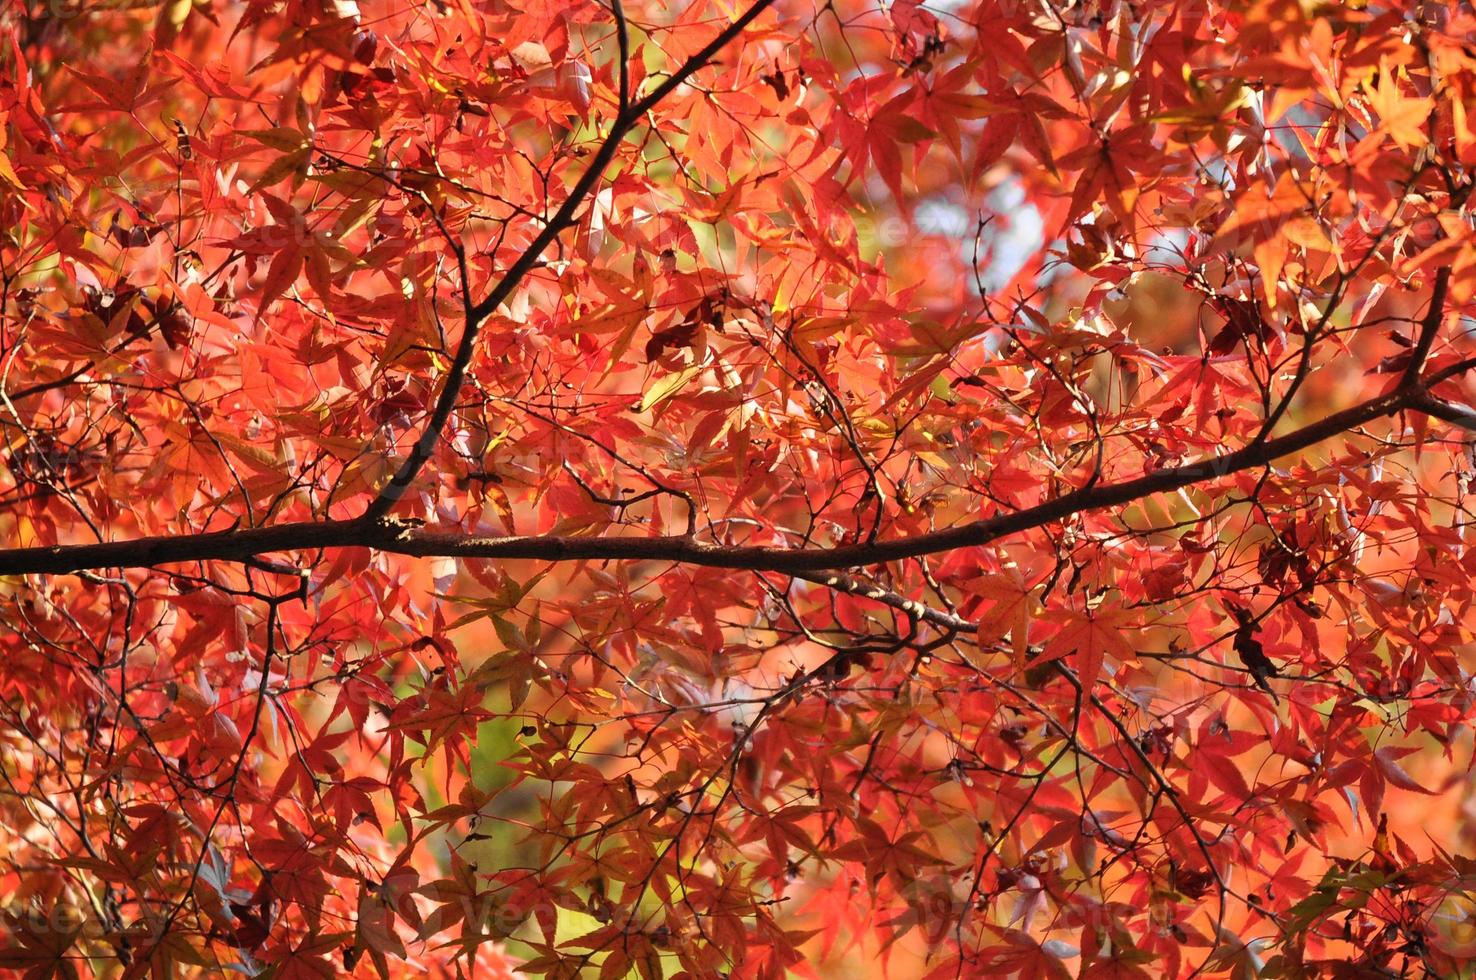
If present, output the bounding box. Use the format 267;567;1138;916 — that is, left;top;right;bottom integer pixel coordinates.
4;2;1476;977
1042;609;1139;690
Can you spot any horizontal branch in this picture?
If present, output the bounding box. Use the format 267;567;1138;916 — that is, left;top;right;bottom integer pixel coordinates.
790;570;975;633
0;373;1448;579
1410;391;1476;432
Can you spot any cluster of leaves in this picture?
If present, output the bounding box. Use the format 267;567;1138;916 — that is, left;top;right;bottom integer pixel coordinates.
4;0;1476;976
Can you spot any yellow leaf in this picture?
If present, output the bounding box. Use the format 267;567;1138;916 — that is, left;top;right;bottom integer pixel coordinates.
640;364;701;413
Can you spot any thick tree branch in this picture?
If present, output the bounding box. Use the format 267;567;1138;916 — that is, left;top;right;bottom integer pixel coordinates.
1409;390;1476;432
1401;265;1452;385
790;570;974;633
0;351;1460;578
